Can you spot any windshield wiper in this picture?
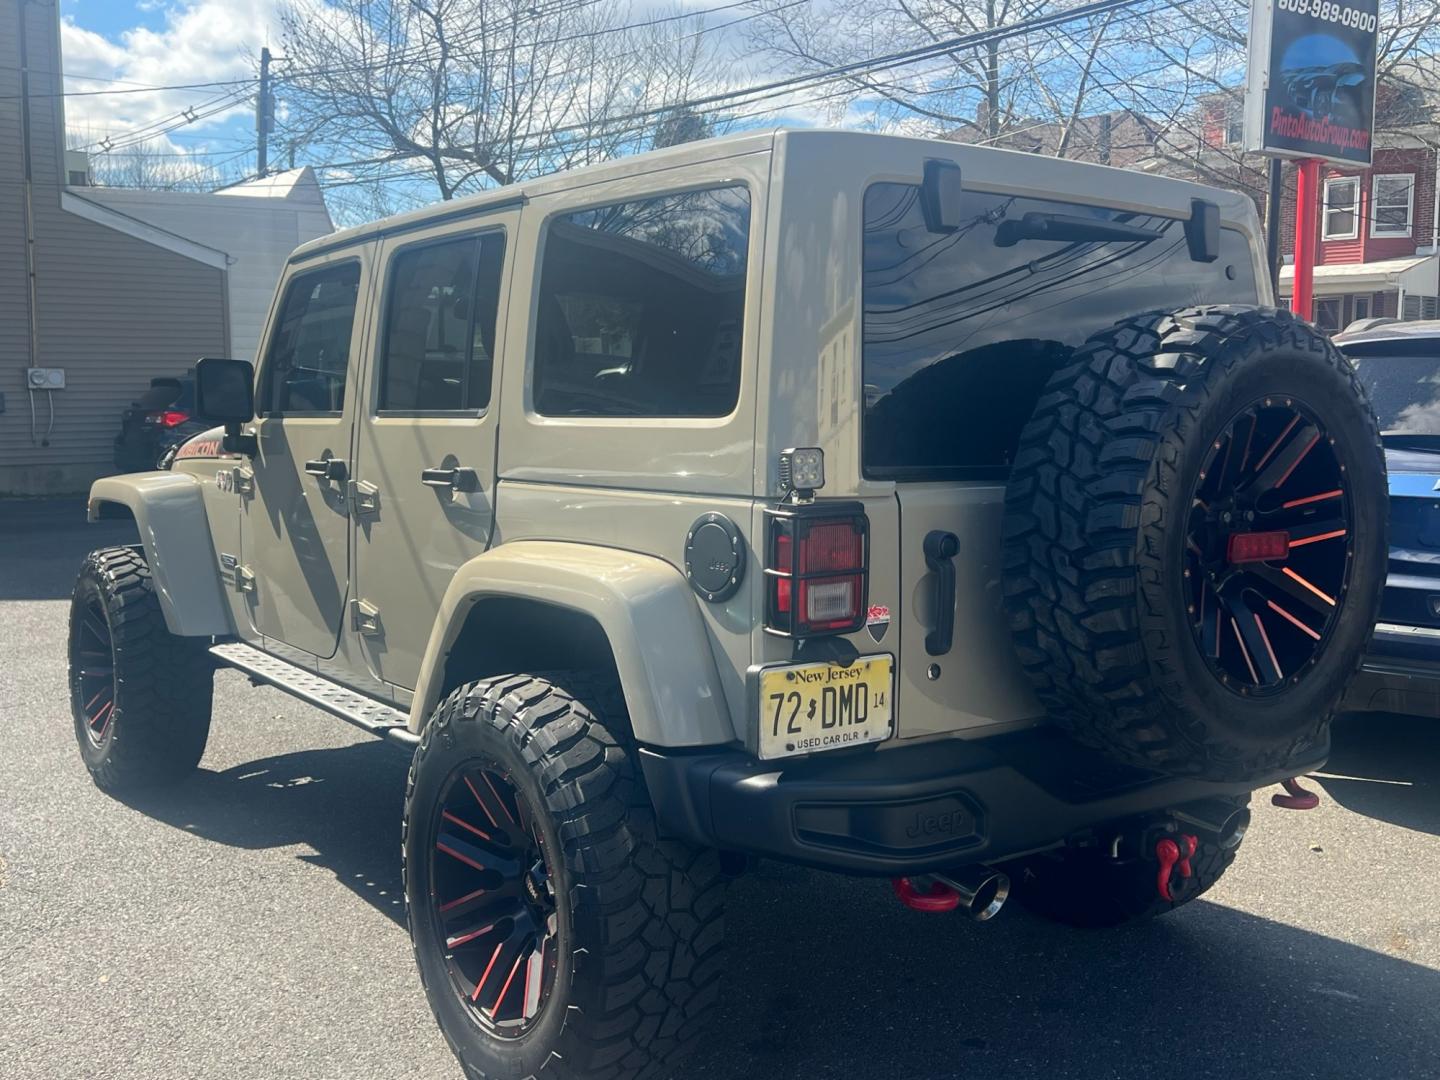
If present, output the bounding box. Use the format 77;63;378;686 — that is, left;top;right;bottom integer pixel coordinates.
994;211;1164;248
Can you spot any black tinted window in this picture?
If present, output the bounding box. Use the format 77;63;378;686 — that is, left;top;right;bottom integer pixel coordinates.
534;186;749;417
862;183;1258;479
1344;339;1440;433
380;233;505;411
260;262;361;415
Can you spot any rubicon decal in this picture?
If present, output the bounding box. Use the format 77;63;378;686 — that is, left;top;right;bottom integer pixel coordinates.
866;604;891;643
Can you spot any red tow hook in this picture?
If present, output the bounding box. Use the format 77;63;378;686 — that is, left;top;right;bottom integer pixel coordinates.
1272;776;1321;810
892;876;962;913
1155;833;1198;902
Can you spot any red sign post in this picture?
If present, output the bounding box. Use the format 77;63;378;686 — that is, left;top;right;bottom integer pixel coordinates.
1290;158;1321;317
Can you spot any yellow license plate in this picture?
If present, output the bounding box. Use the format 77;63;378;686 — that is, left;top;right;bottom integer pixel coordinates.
757;655;894;760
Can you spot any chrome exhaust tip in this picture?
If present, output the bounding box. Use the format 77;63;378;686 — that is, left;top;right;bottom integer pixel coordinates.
933;868;1010;921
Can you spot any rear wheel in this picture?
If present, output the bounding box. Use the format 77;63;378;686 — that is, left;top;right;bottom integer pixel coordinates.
1003;306;1387;780
404;672;726;1080
68;546;213;792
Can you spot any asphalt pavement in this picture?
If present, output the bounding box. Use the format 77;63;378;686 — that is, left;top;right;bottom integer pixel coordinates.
3;499;1439;1080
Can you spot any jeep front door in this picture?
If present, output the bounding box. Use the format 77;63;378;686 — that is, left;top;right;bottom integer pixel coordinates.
241;252;371;658
349;210;518;689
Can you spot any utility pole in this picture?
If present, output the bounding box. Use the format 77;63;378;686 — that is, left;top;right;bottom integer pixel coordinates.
1264;158;1283;293
256;47;274;178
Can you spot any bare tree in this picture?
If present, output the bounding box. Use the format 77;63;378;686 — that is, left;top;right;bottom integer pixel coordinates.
744;0;1439;182
274;0;727;201
742;0;1130;146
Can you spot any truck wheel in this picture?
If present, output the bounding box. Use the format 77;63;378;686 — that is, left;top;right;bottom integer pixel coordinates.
1006;798;1249;928
1003;306;1386;780
67;546;213;792
404;672;726;1080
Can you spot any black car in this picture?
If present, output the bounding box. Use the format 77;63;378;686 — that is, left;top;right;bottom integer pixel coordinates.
112;373;209;472
1338;320;1440;717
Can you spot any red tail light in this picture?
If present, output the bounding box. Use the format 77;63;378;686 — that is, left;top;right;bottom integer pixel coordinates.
145;410;191;428
1227;530;1289;564
765;503;868;637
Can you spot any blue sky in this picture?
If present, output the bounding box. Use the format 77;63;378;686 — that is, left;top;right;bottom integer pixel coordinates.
57;1;285;173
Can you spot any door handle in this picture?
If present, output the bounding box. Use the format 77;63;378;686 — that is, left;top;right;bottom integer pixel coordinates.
304;457;347;482
420;465;479;493
923;530;960;656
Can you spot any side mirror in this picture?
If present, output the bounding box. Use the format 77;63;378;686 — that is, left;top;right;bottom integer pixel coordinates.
194;357;257;456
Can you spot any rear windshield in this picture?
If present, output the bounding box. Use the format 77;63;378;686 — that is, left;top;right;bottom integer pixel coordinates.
1343;338;1440;434
861;182;1259;480
136;380;186;410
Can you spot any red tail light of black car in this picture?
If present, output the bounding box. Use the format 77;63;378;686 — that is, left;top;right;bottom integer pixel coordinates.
144;409;192;428
764;503;869;637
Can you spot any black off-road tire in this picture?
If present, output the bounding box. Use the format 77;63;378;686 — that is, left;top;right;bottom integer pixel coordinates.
67;546;214;792
403;672;727;1080
1003;306;1386;780
1006;797;1249;928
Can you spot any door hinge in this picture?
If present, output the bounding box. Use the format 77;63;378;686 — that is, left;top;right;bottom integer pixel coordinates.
234;565;257;594
350;598;381;635
233;466;254;496
350;479;380;517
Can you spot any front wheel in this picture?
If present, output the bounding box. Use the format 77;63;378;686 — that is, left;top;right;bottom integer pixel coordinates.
68;546;213;792
403;672;726;1080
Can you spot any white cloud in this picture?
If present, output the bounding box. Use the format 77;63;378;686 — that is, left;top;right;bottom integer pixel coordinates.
61;1;285;149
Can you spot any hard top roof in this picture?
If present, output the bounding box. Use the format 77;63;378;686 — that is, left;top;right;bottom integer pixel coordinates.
289;127;1257;263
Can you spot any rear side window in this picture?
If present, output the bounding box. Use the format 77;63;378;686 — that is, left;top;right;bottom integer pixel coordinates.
861;183;1259;480
379;232;506;412
533;186;749;418
259;262;362;415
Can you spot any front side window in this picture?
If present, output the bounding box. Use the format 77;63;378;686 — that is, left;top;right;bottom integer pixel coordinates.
1322;177;1360;240
379;232;506;412
861;182;1259;479
533;186;750;418
1371;174;1414;237
259;262;362;415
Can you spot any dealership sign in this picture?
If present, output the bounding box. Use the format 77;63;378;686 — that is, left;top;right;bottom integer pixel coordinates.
1244;0;1379;165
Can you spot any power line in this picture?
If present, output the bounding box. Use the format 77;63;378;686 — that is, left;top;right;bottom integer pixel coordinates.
309;0;1157;188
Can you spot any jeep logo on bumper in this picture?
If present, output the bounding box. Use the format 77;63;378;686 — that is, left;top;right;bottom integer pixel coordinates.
906;806;970;839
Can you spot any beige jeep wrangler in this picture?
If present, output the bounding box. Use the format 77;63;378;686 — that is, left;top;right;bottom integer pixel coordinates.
71;129;1387;1080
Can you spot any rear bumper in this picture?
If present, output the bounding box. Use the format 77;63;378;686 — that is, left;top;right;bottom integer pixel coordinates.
639;727;1326;876
1342;622;1440;719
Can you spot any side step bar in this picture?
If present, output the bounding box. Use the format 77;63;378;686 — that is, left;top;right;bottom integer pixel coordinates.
210;641;420;749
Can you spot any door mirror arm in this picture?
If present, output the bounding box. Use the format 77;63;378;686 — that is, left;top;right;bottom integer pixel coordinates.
222;423;258;458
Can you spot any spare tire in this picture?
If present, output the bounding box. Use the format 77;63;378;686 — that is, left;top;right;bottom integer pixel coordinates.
1002;306;1386;780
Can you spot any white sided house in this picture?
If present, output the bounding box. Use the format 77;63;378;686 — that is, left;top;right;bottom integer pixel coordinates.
0;0;332;494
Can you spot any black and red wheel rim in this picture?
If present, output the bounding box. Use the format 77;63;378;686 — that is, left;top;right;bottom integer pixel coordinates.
74;596;117;747
1185;397;1353;696
427;761;559;1038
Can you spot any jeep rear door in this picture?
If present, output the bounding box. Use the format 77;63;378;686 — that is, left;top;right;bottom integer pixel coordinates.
348;204;520;690
859;180;1262;738
241;247;374;659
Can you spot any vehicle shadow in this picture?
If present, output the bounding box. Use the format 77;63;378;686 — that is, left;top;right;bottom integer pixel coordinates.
115;736;1440;1080
1313;711;1440;837
121;741;412;927
684;860;1440;1080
